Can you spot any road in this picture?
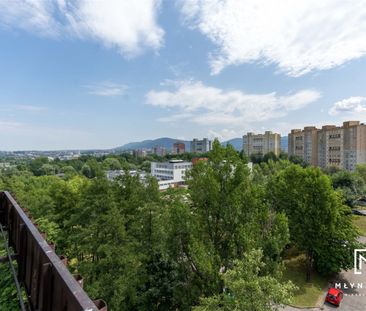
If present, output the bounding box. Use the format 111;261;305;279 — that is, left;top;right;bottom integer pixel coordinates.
283;237;366;311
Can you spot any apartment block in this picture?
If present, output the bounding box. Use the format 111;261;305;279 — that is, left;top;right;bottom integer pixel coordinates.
288;126;318;166
190;138;212;153
243;131;281;156
153;146;167;156
173;142;186;154
288;121;366;171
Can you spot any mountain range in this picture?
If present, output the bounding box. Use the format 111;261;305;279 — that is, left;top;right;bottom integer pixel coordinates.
115;137;288;153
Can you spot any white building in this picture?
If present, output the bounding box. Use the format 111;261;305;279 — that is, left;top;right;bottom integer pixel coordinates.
151;159;193;190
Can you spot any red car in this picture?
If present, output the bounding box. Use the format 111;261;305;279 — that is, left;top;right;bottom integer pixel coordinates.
325;287;344;306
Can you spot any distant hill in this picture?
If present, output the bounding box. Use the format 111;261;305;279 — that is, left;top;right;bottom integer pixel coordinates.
222;138;242;150
115;136;288;153
115;137;191;152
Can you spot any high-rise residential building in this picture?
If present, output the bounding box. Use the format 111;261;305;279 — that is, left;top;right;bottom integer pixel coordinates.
243;131;281;156
173;142;185;154
190;138;212;153
288;121;366;171
133;149;147;158
153;146;167;156
288;126;318;166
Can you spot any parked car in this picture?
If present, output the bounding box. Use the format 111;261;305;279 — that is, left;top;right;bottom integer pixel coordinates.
352;209;366;216
325;287;343;306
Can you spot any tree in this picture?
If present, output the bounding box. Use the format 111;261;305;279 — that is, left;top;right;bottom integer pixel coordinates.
279;152;288;160
81;164;92;178
268;165;359;280
62;165;78;179
238;150;249;163
185;140;290;295
250;153;264;164
40;163;56;175
288;155;306;166
263;152;278;163
356;163;366;185
193;249;296;311
29;157;49;176
330;170;365;206
103;158;122;170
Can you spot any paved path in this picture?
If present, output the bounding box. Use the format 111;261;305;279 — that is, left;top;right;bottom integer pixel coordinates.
283;237;366;311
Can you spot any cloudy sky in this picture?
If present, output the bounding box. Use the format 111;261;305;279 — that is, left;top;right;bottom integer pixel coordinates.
1;0;366;150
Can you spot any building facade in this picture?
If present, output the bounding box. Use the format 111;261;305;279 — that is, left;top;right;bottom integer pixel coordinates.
151;160;193;190
288;121;366;171
288;126;318;166
173;142;186;154
190;138;212;153
243;131;281;156
153;146;167;156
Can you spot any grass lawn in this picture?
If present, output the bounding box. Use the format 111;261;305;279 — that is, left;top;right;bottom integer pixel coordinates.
352;215;366;236
282;254;328;307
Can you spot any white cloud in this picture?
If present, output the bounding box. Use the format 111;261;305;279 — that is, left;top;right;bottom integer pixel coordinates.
180;0;366;76
146;80;320;125
208;128;238;141
329;96;366;116
15;105;47;112
0;104;47;113
0;121;23;130
0;0;164;56
0;0;60;36
84;82;128;96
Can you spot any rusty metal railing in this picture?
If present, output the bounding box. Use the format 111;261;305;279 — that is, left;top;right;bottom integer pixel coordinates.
0;191;107;311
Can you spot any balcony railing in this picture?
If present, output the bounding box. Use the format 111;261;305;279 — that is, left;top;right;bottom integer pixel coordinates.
0;191;107;311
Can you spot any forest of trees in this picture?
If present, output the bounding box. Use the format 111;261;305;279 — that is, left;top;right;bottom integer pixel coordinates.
0;140;365;310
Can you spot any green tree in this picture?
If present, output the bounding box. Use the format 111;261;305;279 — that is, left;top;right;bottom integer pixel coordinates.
356;163;366;185
185;140;290;295
268;165;359;280
81;164;92;178
194;249;296;311
288;155;306;167
40;163;56;175
29;157;49;176
330;170;365;206
103;157;122;170
263;152;278;163
250;153;264;164
62;165;78;179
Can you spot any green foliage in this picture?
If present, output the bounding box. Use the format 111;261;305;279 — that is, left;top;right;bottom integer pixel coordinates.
35;217;60;244
62;165;78;179
356;163;366;184
29;157;49;176
268;165;359;278
329;170;365;206
184;140;290;304
194;249;296;311
0;235;21;310
0;146;364;310
102;158;122;170
81;163;92;178
288;155;306;167
0;262;20;311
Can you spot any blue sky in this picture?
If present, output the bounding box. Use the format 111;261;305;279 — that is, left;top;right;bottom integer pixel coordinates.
1;0;366;150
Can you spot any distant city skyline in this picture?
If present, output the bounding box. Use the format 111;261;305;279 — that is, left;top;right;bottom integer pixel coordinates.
1;1;366;150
